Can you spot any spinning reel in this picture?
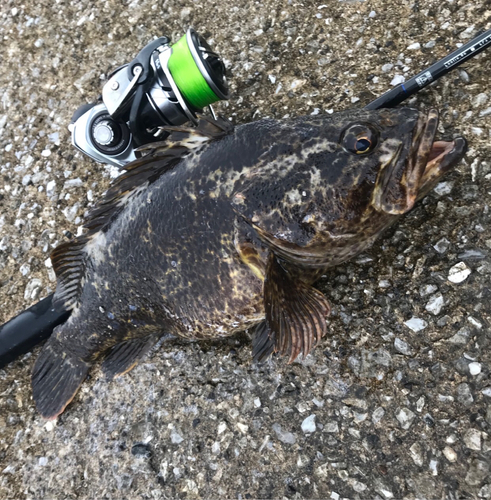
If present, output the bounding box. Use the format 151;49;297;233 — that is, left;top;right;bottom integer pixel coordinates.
70;28;229;167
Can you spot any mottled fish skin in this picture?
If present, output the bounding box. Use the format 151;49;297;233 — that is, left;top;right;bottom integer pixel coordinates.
31;107;466;418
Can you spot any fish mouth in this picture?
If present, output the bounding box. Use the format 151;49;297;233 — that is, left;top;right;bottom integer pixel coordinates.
408;109;467;205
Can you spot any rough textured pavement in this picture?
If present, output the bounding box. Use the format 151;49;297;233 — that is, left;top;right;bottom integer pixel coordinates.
0;0;490;498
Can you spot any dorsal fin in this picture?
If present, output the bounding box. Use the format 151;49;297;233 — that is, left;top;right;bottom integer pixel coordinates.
51;115;234;310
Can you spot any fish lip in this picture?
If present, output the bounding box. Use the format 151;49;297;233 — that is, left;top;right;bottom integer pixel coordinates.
407;109;466;205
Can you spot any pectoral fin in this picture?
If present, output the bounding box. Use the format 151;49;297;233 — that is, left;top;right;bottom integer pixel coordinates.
262;254;330;362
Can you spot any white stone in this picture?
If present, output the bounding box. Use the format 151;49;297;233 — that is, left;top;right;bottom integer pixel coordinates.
469;362;482;376
433;238;450;253
170;429;184;444
395;407;415;429
390;74;405;86
46;180;56;198
24;278;42;301
443;446;457;462
434;181;453;196
404;317;428;332
301;414;316;433
448;262;471;283
237;423;248;434
64;178;84;189
394;338;412;355
409;442;424;466
407;42;421;50
425;293;444;315
381;63;394;72
464;429;481;450
472;93;488;107
429;459;438;476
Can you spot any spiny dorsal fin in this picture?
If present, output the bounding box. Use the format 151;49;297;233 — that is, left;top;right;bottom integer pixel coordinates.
51;115;234;310
50;237;89;310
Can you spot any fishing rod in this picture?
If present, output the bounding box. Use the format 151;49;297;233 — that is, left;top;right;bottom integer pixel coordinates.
365;27;491;109
1;26;490;370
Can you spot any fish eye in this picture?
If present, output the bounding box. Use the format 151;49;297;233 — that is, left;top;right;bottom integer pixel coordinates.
341;124;378;155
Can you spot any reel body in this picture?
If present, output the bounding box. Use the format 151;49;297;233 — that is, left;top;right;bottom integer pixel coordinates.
70;29;228;167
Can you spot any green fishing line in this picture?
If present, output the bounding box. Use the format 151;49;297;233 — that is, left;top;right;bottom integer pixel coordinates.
168;34;219;109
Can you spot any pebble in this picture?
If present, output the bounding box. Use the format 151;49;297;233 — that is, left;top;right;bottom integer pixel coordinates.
272;423;296;444
429;459;438;476
479;485;491;498
443;446;457;462
464;429;481;451
434;181;453;196
469;362;482;376
479;106;491;117
465;460;490;486
46;180;56;198
381;63;394;72
420;284;438;297
409;442;424;466
64;178;84;189
457;383;474;406
301;414;316;434
407;42;421;50
447;327;470;345
404;317;427;332
433;238;450;254
425;293;444;315
459;69;470;83
372;407;385;424
472;93;488;107
390;75;405;86
425;40;436;48
170;429;184;444
395;407;416;429
24;278;42;300
394;338;413;356
19;263;30;276
458;250;486;260
448;262;471;283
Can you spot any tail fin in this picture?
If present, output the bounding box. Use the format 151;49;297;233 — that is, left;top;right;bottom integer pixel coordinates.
31;338;90;419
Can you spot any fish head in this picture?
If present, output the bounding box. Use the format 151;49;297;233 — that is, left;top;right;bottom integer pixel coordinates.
233;107;466;268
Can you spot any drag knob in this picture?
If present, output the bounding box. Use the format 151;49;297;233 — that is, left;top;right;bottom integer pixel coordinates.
93;120;116;146
90;113;130;155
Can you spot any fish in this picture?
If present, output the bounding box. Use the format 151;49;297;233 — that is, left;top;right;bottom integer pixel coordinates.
31;107;466;419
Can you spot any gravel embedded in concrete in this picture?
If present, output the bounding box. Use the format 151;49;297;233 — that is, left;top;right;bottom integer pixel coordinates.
1;0;491;498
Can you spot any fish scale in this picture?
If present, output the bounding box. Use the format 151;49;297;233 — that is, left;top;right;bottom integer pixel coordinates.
30;108;466;419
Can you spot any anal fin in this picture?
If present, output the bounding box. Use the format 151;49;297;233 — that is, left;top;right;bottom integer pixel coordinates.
101;336;157;379
263;254;330;362
32;338;90;420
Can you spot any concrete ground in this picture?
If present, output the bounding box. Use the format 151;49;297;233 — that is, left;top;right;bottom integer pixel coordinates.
0;0;490;498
